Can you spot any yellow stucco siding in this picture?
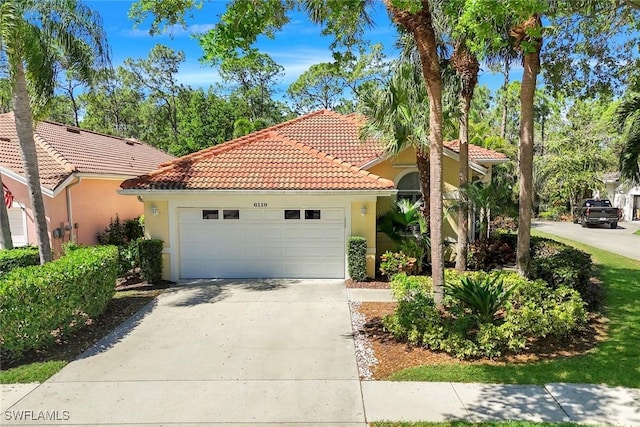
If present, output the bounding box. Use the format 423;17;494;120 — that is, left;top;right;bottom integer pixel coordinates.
143;201;171;279
350;200;377;277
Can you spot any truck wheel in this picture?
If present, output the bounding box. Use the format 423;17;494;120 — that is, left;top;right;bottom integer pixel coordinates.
611;222;618;229
581;218;589;228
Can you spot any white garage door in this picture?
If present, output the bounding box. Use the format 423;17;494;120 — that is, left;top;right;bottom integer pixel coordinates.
179;207;345;279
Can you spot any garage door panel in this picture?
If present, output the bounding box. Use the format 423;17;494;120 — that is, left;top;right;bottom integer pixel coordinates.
179;207;345;279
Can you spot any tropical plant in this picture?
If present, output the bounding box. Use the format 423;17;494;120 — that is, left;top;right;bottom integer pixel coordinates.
444;274;518;324
615;93;640;184
0;0;109;263
377;199;426;243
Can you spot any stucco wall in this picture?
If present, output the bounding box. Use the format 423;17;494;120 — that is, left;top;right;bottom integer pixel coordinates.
70;178;143;246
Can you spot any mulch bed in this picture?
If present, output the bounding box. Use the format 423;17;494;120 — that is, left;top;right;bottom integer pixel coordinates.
356;301;608;380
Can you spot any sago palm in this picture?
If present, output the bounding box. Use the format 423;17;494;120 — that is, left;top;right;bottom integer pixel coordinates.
0;0;109;262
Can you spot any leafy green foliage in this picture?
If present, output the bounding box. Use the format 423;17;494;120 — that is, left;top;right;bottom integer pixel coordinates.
0;246;39;278
615;92;640;184
0;246;118;362
379;251;417;279
377;199;426;243
384;270;587;359
137;239;164;284
347;236;368;282
467;238;516;271
398;237;428;274
96;215;144;246
444;274;518;324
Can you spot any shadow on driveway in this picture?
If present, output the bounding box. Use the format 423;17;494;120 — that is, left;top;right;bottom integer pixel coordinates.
164;279;297;307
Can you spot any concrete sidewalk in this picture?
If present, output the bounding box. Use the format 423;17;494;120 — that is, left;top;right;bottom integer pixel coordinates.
363;381;640;425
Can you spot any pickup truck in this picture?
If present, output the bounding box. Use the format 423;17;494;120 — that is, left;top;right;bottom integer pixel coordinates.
573;199;620;229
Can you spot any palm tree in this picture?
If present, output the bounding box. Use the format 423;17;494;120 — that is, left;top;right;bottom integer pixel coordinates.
615;93;640;184
511;15;542;276
451;41;480;272
0;0;109;263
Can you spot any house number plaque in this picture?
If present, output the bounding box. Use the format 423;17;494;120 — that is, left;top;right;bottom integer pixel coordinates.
253;202;268;207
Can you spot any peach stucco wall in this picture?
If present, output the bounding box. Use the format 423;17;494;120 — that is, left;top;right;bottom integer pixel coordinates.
1;175;142;253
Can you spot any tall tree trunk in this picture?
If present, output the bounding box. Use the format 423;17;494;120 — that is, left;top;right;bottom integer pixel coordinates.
0;172;14;250
416;148;430;224
452;42;479;272
515;16;542;276
500;61;510;140
12;61;53;264
384;2;444;305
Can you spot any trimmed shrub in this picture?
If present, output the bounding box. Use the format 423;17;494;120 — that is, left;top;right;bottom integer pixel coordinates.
384;270;587;359
0;246;118;362
467;238;516;271
137;238;163;284
398;237;428;273
380;251;417;279
347;236;368;281
0;246;40;277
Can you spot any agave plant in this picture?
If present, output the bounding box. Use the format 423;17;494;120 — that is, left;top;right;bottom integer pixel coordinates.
444;274;518;324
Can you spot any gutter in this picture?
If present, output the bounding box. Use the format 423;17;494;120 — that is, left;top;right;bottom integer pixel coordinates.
65;175;81;242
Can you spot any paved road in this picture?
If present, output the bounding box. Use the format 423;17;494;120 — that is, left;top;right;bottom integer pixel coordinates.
533;220;640;260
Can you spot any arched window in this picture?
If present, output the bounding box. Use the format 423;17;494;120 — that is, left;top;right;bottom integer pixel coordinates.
397;172;421;204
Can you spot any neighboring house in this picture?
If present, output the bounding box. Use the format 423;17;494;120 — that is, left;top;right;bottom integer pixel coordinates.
603;172;640;222
120;110;507;280
0;112;174;252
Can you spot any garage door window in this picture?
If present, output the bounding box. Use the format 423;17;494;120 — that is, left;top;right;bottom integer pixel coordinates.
284;209;301;219
223;209;240;219
305;209;321;220
202;210;219;219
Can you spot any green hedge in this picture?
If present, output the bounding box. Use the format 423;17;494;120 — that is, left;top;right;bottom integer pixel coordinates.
0;246;40;278
138;239;163;284
0;245;118;362
347;236;368;281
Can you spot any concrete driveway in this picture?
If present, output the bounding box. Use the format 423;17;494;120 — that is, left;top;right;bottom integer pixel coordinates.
5;280;366;426
533;220;640;261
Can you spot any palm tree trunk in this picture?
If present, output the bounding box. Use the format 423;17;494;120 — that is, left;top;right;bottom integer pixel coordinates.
516;17;541;276
12;61;53;263
455;95;471;271
383;2;444;305
500;61;510;140
0;172;14;250
416;148;430;225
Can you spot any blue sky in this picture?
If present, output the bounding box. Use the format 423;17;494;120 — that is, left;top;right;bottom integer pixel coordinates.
87;0;520;97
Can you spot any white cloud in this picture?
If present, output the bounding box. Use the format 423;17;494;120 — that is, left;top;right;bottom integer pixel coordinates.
267;48;335;84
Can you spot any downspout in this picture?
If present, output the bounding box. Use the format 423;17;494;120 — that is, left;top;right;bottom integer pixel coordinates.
65;175;81;243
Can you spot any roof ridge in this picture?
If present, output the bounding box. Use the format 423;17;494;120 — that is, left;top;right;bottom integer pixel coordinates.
33;131;76;173
275;133;394;188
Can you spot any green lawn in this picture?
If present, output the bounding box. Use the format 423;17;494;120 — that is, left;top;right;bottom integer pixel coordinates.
388;232;640;388
0;361;66;383
633;228;640;236
372;422;587;427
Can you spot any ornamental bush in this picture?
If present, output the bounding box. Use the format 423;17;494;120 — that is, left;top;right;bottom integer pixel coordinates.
379;251;417;279
383;270;587;359
0;245;118;362
347;236;368;282
0;246;40;278
137;238;163;284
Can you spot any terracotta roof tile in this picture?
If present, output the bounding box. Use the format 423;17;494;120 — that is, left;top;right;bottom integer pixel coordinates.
444;140;508;161
122;131;395;191
0;112;174;191
123;110;508;192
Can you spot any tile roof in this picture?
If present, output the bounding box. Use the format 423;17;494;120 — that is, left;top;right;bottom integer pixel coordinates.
121;131;395;191
444;140;508;162
121;110;508;192
0;112;174;191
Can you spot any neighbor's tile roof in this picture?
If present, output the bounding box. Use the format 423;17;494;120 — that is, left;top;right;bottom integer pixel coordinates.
0;112;174;191
121;131;395;191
